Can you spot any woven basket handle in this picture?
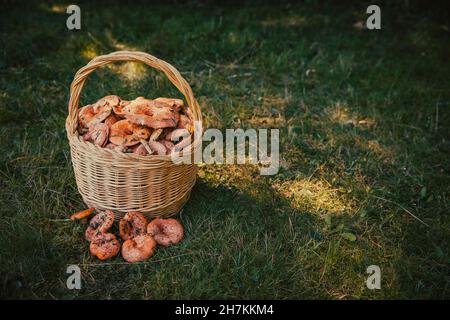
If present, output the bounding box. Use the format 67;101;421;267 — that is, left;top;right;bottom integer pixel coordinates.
66;51;202;134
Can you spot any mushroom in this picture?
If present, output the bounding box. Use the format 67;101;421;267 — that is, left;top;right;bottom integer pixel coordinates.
109;119;150;147
78;95;121;131
177;114;193;133
147;218;184;247
131;143;149;156
122;98;180;129
93;95;121;110
139;139;153;154
104;114;119;128
85;210;115;242
83;123;109;147
160;140;175;154
105;143;117;149
119;212;148;241
89;233;121;260
148;140;167;155
78;104;112;131
121;234;157;263
149;128;163;141
154;97;184;112
112;100;130;118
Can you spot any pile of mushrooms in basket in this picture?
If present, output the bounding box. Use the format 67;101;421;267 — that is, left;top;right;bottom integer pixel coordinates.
71;94;192;262
78;95;193;155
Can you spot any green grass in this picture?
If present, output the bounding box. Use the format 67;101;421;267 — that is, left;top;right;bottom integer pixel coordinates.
1;0;449;299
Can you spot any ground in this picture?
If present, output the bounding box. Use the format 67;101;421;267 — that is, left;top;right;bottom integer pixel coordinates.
0;1;449;299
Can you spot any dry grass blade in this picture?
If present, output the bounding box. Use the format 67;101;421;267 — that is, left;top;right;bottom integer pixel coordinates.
372;195;429;227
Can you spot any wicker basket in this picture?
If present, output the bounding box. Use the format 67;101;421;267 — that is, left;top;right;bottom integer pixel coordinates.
65;51;203;219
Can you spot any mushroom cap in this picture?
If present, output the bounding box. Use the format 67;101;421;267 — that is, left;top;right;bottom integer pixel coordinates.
104;114;119;128
78;104;112;129
119;211;148;241
89;233;120;260
154;97;184;112
92;95;121;110
122;98;179;129
83;123;109;147
121;234;156;263
112;100;130;118
147;218;184;247
78;95;120;129
78;105;95;127
85;210;115;242
109;119;150;147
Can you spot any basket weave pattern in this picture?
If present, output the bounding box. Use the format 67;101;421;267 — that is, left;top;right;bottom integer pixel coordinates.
65;51;202;218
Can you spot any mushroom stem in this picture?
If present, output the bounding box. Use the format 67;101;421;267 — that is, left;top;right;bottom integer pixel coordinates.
139;139;153;155
150;128;163;141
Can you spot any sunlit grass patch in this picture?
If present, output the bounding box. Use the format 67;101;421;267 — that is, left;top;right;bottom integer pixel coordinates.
81;44;98;60
327;102;376;128
107;62;148;82
39;3;66;14
274;178;358;215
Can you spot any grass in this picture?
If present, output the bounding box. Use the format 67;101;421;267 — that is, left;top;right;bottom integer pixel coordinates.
0;0;449;299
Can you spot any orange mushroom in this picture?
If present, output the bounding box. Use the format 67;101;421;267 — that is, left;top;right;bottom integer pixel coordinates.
123;98;179;129
78;104;112;131
104;114;119;128
83;123;109;147
78;95;120;130
89;233;121;260
112;100;130;118
147;218;184;247
119;212;148;240
92;95;121;110
109;119;150;147
121;234;157;263
85;210;115;242
154;97;184;112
